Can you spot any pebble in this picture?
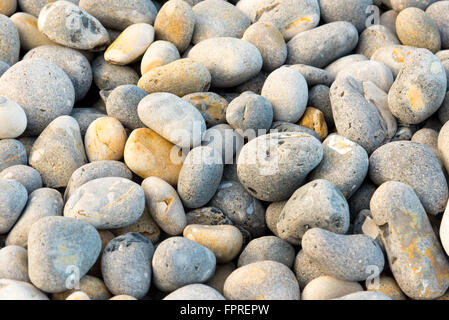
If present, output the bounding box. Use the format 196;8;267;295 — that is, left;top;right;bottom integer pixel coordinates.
0;60;9;77
413;128;444;168
138;92;206;148
226;92;273;132
301;276;363;300
333;291;392;300
142;176;186;236
319;0;372;32
324;54;368;79
138;58;211;97
0;139;27;172
242;22;287;72
52;275;111;300
336;61;394;93
102;233;153;299
371;181;449;299
153;0;195;53
289;64;333;88
79;0;157;31
112;208;161;244
426;1;449;49
163;284;225;300
348;182;377;218
301;228;385;282
92;56;139;91
355;25;400;59
308;85;334;127
265;201;286;237
0;0;16;16
28;216;101;293
366;275;406;300
141;40;180;75
6;188;63;247
396;7;441;53
0;165;41;194
187;37;262;88
369;141;448;215
297;107;328;140
237;132;323;202
309;134;369;198
29;116;87;188
84;117;127;162
192;0;250;44
0;14;19;66
224;260;300;300
277;179;350;245
37;1;110;51
209;180;266;238
371;45;417;78
178;146;223;208
10;12;55;51
124;128;183;185
109;295;137;300
380;10;398;34
64;160;132;202
105;23;154;65
182;92;228;127
152;237;216;292
64;177;145;229
186;207;232;226
0;179;27;234
0;279;48;300
287;22;359;68
0;59;75;136
238;236;295;268
184;224;243;263
236;0;320;40
387;0;437;11
70;108;106;137
18;0;79;17
261;67;308;123
0;96;27;139
65;291;90;300
0;245;29;282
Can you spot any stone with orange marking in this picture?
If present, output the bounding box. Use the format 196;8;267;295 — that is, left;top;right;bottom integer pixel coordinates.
140;40;180;75
356;25;400;59
182;92;228;127
298;107;328;140
371;181;449;299
371;45;416;77
10;12;55;51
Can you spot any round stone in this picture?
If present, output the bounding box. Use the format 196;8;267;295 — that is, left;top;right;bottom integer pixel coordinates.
163;284;225;300
0;245;29;282
0;96;27;139
0;139;27;172
319;0;372;32
0;165;41;194
0;279;48;300
237;236;295;268
140;40;180;75
10;12;55;51
182;92;228;127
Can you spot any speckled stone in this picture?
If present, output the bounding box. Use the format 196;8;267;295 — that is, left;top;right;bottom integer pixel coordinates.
287;22;358;68
102;233;153;299
140;40;180;75
124;128;183;185
348;182;377;219
6;188;63;248
152;237;216;292
202;124;243;164
355;25;400;59
238;236;295;268
426;1;449;49
371;181;449;299
0;59;75;136
186;207;233;226
29;116;87;188
237;132;323;202
265;201;286;237
28;216;101;293
0;61;9;77
293;250;327;289
310;134;369;198
396;7;441;53
388;48;447;125
37;1;110;51
0;179;27;234
209;180;266;238
236;0;320;40
413;128;443;168
224;260;300;300
0;165;41;194
92;56;139;91
0;279;48;300
297;107;328;140
138;92;206;148
64;177;145;229
187;37;262;88
261;67;308;123
142;176;186;236
387;0;437;11
164;284;225;300
302;276;363;300
0;14;19;65
182;92;228;127
0;139;27;172
79;0;157;31
154;0;195;53
138;58;211;97
369;141;448;215
64;160;132;202
302;228;385;282
319;0;372;32
0;245;29;282
10;12;55;51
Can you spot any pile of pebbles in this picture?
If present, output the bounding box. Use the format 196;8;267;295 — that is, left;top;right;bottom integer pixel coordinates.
2;0;449;301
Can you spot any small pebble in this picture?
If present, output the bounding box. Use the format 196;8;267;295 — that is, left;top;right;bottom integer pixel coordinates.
163;284;225;300
0;14;19;65
0;279;48;300
0;96;27;139
0;179;27;234
301;276;363;300
237;236;295;268
0;245;29;282
0;165;41;194
10;12;55;51
140;40;180;75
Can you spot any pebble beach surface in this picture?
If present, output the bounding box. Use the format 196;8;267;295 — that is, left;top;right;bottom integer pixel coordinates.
2;0;449;301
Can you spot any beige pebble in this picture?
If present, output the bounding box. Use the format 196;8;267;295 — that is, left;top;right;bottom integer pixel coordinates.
302;276;363;300
138;58;211;97
0;0;17;16
84;117;127;162
65;291;90;300
10;12;55;51
141;40;180;75
366;275;407;300
112;207;161;243
110;295;137;300
183;224;243;263
124;128;183;186
51;275;112;300
105;23;155;65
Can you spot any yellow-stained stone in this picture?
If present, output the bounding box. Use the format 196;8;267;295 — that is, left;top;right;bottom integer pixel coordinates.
138;58;211;97
367;275;406;300
0;0;17;16
183;224;243;263
298;107;328;140
84;117;127;162
182;92;228;126
105;23;155;65
124;128;183;186
65;291;90;300
112;207;161;243
52;275;112;300
140;40;180;75
10;12;55;51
